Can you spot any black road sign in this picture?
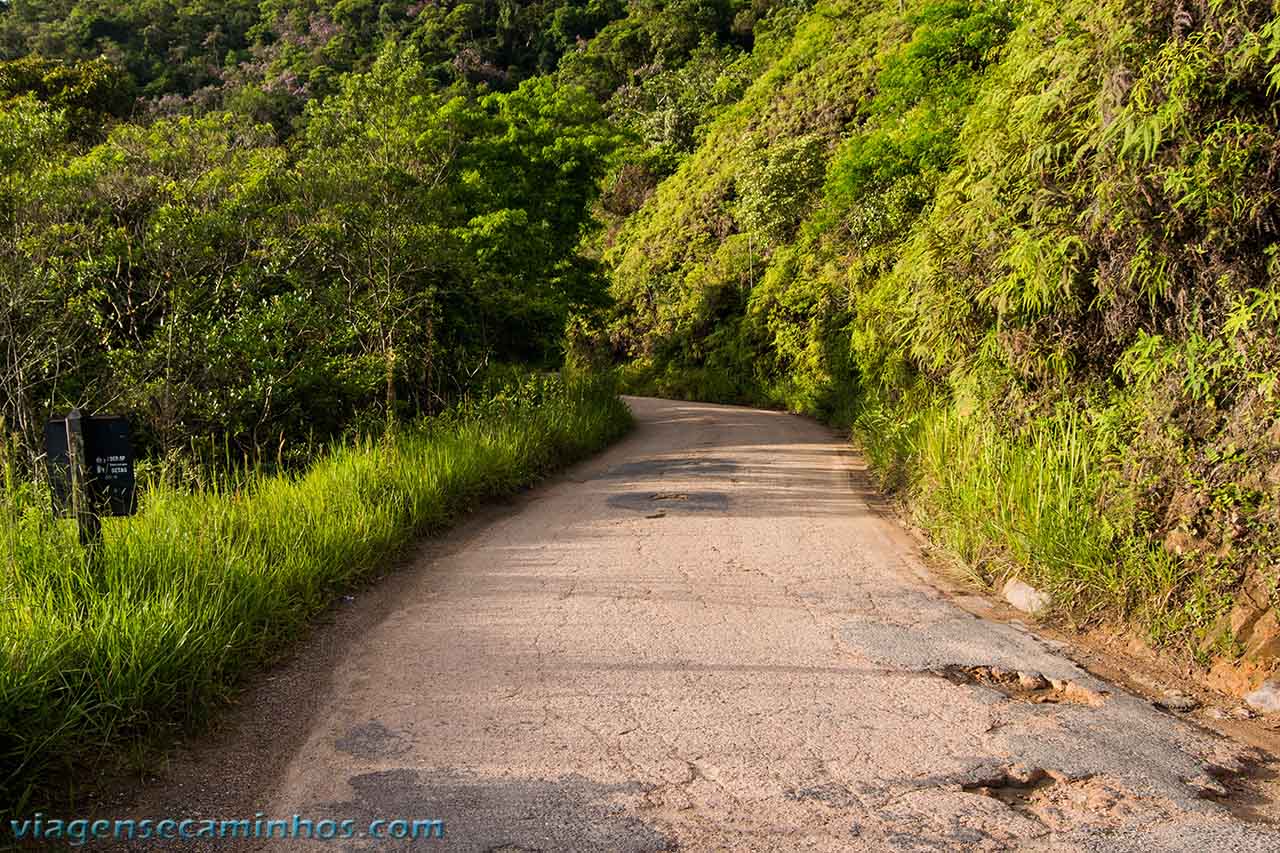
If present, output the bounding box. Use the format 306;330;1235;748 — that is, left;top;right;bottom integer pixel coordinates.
45;413;138;518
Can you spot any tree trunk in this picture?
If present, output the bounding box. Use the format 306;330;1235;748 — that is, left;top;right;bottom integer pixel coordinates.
384;341;397;432
423;315;435;415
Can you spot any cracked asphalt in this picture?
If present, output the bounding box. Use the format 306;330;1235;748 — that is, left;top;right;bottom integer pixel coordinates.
112;397;1279;851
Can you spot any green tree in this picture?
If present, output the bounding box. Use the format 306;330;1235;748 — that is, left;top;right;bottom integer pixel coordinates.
0;55;132;142
0;96;77;461
60;112;299;452
299;42;471;422
457;77;619;363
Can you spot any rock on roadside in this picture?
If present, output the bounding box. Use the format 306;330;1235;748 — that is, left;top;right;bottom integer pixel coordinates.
1003;578;1050;615
1157;690;1199;713
1244;679;1280;714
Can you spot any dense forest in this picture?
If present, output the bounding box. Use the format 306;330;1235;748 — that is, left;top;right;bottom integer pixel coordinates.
0;0;788;466
4;0;1280;815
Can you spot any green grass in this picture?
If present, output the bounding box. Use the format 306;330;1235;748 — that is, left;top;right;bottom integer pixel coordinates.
851;392;1237;653
0;374;632;814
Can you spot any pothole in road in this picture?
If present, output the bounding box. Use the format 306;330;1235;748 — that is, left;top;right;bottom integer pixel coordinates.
961;766;1059;813
936;665;1107;706
335;720;411;760
958;767;1146;829
608;491;730;514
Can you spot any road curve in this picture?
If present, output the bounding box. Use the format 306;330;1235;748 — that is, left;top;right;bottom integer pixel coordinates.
113;397;1276;852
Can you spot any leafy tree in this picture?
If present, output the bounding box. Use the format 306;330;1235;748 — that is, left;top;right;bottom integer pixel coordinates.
0;55;132;141
57;113;302;452
0;96;79;461
738;132;826;243
299;42;471;422
298;46;618;415
458;76;619;362
608;40;753;154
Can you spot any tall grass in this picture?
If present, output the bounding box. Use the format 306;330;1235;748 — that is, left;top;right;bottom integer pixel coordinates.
853;394;1234;653
0;374;631;814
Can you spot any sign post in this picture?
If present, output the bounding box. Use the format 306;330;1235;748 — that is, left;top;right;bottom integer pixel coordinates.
66;409;101;546
45;410;137;548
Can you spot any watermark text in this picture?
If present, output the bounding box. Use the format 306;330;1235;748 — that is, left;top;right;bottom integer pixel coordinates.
9;813;445;846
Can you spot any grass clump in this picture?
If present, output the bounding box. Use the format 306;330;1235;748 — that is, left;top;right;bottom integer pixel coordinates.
853;392;1235;645
0;373;631;814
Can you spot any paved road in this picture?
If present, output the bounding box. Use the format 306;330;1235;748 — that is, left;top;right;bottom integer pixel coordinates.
117;398;1277;851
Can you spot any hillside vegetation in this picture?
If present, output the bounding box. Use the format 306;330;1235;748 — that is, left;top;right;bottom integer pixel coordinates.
1;50;621;466
599;0;1280;662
